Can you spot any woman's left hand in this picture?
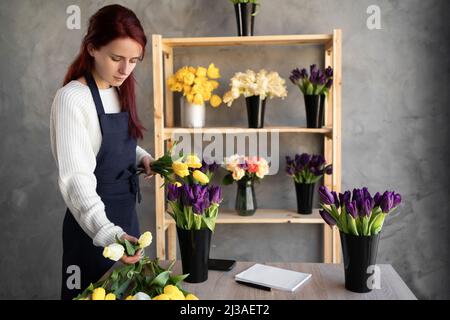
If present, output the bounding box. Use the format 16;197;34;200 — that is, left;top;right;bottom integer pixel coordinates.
141;155;156;181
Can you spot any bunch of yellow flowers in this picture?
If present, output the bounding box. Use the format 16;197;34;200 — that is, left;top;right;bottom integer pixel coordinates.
172;154;210;184
167;63;222;108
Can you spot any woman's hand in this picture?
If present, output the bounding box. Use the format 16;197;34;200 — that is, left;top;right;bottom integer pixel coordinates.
141;155;156;181
119;234;142;265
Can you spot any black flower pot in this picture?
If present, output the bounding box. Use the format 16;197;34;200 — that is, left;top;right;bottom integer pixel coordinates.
235;179;257;216
177;227;212;283
294;182;315;214
246;96;266;128
304;94;325;128
234;3;257;36
340;232;380;293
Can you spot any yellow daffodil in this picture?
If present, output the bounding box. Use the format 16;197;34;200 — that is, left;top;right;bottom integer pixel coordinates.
207;63;220;79
183;85;192;95
203;90;212;101
194;76;208;85
208;80;219;89
172;161;190;178
138;231;153;249
172;82;183;92
185;293;199;300
193;170;210;184
186;93;194;103
152;293;171;300
105;293;116;300
92;287;106;300
191;84;203;94
185;154;202;168
210;94;222;108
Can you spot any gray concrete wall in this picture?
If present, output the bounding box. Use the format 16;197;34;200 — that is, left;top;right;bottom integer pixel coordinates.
0;0;448;299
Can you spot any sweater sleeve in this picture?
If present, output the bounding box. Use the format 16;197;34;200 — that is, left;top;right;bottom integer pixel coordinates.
136;145;154;166
51;89;125;247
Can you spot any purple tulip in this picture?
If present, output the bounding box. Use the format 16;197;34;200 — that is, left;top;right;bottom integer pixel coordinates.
325;66;333;78
325;78;333;89
380;191;395;213
352;188;364;205
201;159;219;174
300;68;308;79
393;193;402;208
325;165;333;175
310;64;318;75
331;191;340;208
319;186;335;205
286;166;295;176
298;153;311;166
285;155;294;166
319;209;336;226
167;183;180;202
362;198;374;217
373;192;382;207
347;201;358;219
181;184;195;206
339;191;351;208
318;72;327;85
209;185;222;204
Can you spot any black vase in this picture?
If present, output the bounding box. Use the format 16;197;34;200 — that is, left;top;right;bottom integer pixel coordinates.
340;232;380;293
246;96;266;128
294;182;315;214
304;94;325;128
176;227;212;283
234;3;256;36
235;179;257;216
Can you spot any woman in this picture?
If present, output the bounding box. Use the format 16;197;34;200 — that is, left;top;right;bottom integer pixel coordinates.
50;5;154;300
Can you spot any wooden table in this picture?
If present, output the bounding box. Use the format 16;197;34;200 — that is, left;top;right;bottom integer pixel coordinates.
173;261;416;300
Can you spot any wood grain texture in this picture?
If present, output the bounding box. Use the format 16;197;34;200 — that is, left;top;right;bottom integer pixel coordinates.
166;261;417;300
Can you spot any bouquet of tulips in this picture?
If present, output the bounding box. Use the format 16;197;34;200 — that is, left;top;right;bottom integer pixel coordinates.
167;63;222;107
75;231;199;300
222;69;288;107
285;153;332;184
290;64;333;96
319;186;402;236
166;156;223;231
222;154;270;184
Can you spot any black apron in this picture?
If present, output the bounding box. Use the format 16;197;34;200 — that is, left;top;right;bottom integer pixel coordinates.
61;73;141;300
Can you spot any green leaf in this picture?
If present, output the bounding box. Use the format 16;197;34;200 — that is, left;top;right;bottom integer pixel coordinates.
347;215;359;236
370;213;385;235
306;83;314;95
124;239;136;256
362;216;369;236
150;270;171;287
222;174;234;185
169;273;189;285
339;206;348;234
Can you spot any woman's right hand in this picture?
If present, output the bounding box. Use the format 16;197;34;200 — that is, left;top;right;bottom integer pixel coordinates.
119;234;143;265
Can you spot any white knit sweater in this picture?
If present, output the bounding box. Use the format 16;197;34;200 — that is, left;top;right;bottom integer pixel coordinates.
50;80;153;247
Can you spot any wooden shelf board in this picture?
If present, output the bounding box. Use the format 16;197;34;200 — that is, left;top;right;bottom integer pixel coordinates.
162;34;333;48
163;126;332;139
164;209;324;230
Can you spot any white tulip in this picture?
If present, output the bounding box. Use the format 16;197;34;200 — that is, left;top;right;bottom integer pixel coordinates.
133;292;151;300
138;231;153;249
102;243;125;261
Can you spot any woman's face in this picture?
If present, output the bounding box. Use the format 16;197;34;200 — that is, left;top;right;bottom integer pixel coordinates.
88;37;143;88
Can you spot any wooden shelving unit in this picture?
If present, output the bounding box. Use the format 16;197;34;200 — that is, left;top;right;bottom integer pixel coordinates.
152;31;342;264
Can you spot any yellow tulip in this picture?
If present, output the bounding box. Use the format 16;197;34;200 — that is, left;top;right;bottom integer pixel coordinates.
183;85;192;95
192;84;203;94
193;93;204;105
193;170;209;184
185;293;199;300
152;293;171;300
172;82;183;92
194;76;208;85
203;90;212;101
196;66;207;77
210;95;222;108
164;285;185;300
125;295;134;300
105;293;116;300
207;63;220;79
173;181;182;187
185;154;202;168
92;287;106;300
172;161;190;178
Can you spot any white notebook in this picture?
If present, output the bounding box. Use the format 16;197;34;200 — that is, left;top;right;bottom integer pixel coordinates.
235;263;312;292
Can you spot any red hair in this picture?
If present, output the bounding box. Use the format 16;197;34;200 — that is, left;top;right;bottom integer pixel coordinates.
63;4;147;140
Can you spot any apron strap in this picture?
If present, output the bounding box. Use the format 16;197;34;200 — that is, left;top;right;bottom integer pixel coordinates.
85;72;106;117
